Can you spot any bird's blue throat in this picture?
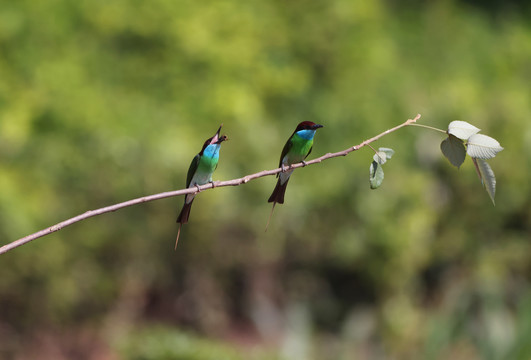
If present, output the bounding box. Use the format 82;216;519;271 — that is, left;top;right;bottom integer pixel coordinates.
203;144;221;159
295;129;317;140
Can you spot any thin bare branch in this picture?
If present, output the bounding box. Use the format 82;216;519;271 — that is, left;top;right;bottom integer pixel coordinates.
0;114;420;255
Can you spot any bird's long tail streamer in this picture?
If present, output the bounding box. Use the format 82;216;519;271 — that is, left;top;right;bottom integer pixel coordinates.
175;224;182;250
265;202;277;232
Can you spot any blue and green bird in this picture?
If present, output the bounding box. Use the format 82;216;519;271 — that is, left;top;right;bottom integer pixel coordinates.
267;121;323;228
176;125;227;248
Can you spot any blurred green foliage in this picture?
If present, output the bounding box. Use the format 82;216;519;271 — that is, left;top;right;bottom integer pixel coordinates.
117;326;279;360
1;0;530;359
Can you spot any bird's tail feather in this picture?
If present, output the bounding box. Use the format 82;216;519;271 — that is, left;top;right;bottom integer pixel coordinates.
176;200;193;224
268;178;288;204
175;223;182;250
265;202;276;232
265;179;289;231
175;200;194;249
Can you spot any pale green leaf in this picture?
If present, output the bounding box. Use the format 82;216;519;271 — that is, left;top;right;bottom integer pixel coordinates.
472;158;496;205
440;134;466;168
369;160;384;189
373;148;394;165
379;147;395;159
448;120;480;140
466;134;504;159
373;151;387;165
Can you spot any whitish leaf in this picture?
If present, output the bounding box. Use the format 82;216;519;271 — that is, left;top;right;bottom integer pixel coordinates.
467;134;504;159
448;120;480;140
379;147;395;159
472;158;496;205
373;148;395;165
369;161;384;189
373;151;387;165
440;134;466;168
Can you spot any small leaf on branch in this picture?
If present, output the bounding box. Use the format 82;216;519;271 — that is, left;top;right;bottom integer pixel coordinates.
379;147;395;159
472;158;497;205
440;134;466;168
466;134;504;159
373;148;394;165
448;120;480;140
369;160;385;189
373;151;387;165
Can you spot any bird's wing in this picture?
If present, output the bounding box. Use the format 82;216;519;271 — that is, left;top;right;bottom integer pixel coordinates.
186;154;200;187
305;145;313;159
279;137;293;168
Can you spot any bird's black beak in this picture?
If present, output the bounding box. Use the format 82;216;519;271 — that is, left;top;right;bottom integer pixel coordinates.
313;124;324;130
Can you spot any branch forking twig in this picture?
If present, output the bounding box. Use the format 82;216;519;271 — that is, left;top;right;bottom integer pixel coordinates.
0;114;421;255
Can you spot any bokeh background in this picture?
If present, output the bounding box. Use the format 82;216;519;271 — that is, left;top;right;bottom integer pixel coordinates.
1;0;530;359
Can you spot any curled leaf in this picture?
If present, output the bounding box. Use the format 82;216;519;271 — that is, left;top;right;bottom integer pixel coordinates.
369;160;384;189
467;134;504;159
448;120;480;140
